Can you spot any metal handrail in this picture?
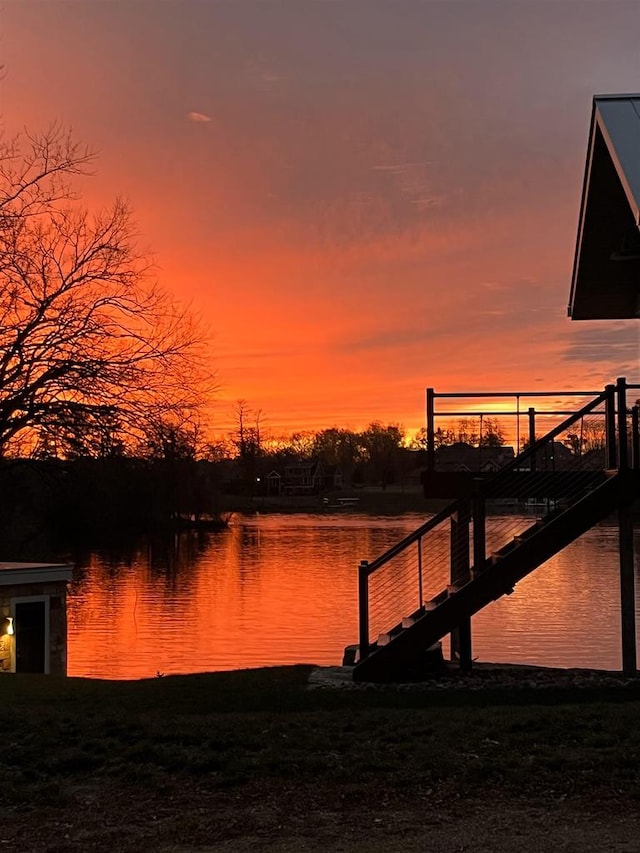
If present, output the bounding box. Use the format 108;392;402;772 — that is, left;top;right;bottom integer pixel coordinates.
434;409;596;417
479;389;609;480
431;390;602;398
364;496;461;575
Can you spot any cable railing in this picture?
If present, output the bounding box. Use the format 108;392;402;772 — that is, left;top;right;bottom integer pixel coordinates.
357;378;640;660
425;386;606;473
482;406;610;561
358;501;458;651
366;520;452;643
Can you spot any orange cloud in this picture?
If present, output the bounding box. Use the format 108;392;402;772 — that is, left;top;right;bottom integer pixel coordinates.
186;111;212;123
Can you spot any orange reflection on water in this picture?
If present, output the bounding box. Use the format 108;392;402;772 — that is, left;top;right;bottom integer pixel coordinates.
67;514;640;680
67;514;419;679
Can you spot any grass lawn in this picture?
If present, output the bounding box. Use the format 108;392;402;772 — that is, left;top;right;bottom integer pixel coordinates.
2;666;640;852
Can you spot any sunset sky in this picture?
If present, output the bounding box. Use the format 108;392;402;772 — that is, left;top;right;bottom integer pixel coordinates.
2;1;640;438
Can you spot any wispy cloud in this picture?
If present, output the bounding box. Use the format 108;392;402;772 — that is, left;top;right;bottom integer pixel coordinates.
371;160;439;211
187;111;212;123
563;323;640;365
372;162;433;173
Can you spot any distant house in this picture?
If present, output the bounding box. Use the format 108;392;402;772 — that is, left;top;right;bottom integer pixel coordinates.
577;447;607;470
529;440;575;471
525;441;608;471
282;460;342;495
435;443;515;473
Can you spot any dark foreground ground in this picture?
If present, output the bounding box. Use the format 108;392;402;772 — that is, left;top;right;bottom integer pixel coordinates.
2;664;640;852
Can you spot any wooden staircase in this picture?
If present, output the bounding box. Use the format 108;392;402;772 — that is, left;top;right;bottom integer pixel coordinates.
346;381;640;682
353;470;635;681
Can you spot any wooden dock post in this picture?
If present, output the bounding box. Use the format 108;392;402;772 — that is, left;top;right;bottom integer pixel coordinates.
358;561;370;662
450;502;472;670
426;387;435;473
605;384;617;469
615;379;636;676
619;504;637;676
528;408;536;471
616;377;628;470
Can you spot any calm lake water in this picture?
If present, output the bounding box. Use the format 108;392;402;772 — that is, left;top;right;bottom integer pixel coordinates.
67;512;640;679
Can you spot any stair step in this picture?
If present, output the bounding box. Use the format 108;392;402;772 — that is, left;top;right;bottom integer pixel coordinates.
380;602;444;640
378;621;406;645
491;520;549;562
401;602;436;627
492;541;519;559
407;605;426;621
342;644;359;665
514;523;543;541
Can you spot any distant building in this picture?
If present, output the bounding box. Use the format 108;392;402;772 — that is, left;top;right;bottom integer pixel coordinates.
282;460;342;495
529;440;575;471
435;443;515;473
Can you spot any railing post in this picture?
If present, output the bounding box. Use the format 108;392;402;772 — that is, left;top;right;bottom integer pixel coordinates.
417;537;423;610
450;501;472;671
472;478;486;574
358;560;370;661
426;387;435;473
528;407;536;472
632;405;639;471
619;505;637;676
605;384;617;469
616;377;628;470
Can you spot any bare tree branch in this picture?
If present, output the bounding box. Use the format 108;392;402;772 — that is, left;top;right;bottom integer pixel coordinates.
0;126;215;458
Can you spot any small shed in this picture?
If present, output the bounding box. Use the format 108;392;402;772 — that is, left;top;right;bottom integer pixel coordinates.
0;562;74;675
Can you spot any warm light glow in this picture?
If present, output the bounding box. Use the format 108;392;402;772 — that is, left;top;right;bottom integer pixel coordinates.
6;617;14;637
1;3;639;438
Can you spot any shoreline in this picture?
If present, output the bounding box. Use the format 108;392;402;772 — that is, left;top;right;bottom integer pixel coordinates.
308;660;640;691
61;660;640;690
221;488;448;516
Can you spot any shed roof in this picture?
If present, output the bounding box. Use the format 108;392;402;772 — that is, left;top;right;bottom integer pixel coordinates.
569;94;640;320
0;562;73;586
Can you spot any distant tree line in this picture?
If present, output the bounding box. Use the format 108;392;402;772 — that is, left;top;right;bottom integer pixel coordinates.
211;404;415;492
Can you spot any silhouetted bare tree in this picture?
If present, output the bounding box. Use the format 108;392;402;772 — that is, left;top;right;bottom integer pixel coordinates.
0;125;212;457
